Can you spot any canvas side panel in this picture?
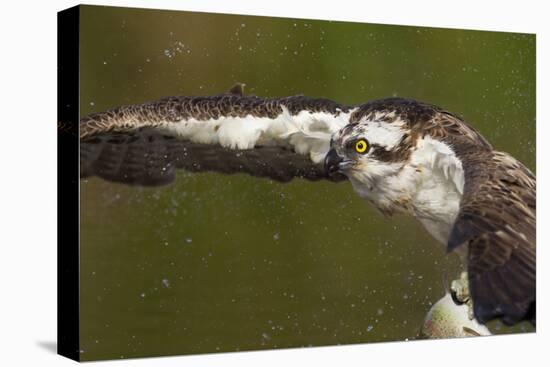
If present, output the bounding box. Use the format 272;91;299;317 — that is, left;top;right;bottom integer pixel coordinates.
57;5;80;362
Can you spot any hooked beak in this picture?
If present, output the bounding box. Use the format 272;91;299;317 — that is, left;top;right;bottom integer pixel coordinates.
324;148;343;175
324;148;354;177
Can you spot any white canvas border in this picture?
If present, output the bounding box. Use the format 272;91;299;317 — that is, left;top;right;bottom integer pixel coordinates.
0;0;546;366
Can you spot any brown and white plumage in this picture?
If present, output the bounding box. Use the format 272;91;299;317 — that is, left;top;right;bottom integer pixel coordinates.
343;99;535;325
80;89;351;185
79;89;536;327
448;150;535;325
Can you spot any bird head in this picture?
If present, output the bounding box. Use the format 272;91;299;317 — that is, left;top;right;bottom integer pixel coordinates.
322;98;443;216
325;108;415;192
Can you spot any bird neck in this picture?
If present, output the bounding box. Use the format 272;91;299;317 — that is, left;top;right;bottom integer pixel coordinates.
407;137;465;244
350;136;465;245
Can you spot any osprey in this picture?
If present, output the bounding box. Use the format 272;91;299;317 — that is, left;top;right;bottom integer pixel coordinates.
79;85;536;327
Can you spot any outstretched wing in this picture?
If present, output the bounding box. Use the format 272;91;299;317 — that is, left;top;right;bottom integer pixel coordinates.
447;150;536;325
80;92;352;186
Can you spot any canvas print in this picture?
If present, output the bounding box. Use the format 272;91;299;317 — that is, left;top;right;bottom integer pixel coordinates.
58;4;535;361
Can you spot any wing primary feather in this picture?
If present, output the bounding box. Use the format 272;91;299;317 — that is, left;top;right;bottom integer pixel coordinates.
447;148;535;326
80;94;352;185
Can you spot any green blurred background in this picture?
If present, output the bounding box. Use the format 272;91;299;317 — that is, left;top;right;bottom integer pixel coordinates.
78;5;535;361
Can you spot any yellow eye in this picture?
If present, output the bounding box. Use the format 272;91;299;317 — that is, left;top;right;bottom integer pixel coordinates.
355;139;369;154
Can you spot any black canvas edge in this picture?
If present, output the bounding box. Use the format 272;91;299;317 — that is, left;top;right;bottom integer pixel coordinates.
57;5;81;362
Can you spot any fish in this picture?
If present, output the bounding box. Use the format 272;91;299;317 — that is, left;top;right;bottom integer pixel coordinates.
419;293;491;339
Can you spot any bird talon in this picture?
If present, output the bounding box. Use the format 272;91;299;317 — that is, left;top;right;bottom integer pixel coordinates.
450;272;470;303
450;272;475;320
